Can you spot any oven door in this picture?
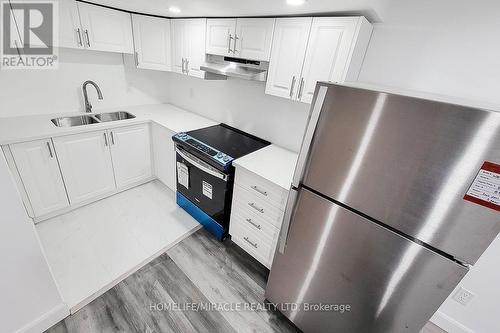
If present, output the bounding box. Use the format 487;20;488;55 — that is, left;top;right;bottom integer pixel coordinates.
175;145;229;228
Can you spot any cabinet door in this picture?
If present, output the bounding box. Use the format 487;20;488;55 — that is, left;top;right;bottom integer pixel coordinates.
265;18;312;100
152;124;176;191
53;131;116;204
132;14;171;71
109;124;152;188
206;19;236;57
58;0;84;48
78;2;134;53
234;18;275;61
298;18;358;104
10;139;69;217
186;19;207;78
171;19;186;74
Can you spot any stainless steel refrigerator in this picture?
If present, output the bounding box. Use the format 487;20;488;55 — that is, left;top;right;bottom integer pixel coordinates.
265;83;500;332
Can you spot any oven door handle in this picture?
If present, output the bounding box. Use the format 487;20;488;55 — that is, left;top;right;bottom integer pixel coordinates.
176;147;228;181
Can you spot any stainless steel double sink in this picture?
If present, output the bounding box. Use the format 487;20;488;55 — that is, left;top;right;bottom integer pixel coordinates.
51;111;135;127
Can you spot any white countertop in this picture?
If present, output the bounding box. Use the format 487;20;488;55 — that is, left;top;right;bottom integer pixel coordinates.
0;104;217;145
0;104;298;189
233;145;298;190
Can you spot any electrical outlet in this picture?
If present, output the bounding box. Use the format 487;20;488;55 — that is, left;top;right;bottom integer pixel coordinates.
453;287;474;306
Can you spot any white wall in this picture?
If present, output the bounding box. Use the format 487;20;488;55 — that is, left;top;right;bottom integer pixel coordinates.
0;48;171;117
0;151;69;333
162;72;310;152
359;0;500;108
358;1;500;332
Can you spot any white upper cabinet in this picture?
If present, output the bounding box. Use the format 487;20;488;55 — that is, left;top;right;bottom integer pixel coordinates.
132;14;171;71
265;18;312;100
299;17;372;103
53;131;116;205
265;16;372;103
206;19;236;57
171;19;207;78
58;0;84;48
186;19;207;78
234;18;275;61
171;19;186;74
10;139;69;217
108;124;152;188
77;2;134;53
206;18;275;61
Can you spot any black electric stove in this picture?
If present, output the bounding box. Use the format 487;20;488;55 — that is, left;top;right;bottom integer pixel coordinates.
172;124;270;240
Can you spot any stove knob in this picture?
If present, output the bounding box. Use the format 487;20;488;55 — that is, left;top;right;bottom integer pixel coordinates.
217;152;223;158
223;156;230;162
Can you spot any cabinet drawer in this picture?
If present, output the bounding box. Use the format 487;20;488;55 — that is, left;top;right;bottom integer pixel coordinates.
230;210;279;245
235;167;288;210
231;221;275;268
233;184;285;229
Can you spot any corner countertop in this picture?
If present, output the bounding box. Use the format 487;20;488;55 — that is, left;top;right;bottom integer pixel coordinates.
0;104;218;145
233;145;298;190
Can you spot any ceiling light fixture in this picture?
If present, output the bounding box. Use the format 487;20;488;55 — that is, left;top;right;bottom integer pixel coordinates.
286;0;306;5
169;6;181;13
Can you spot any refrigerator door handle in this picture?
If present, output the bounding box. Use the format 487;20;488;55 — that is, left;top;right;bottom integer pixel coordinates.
278;187;299;253
292;85;328;187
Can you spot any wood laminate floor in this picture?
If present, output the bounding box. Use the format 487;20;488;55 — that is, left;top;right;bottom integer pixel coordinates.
46;228;446;333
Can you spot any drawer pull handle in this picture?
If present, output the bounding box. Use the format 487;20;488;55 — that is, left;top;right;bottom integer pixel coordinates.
244;236;258;248
246;218;262;230
248;202;264;213
251;185;268;196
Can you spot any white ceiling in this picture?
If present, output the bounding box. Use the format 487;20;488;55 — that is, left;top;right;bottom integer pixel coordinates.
85;0;390;22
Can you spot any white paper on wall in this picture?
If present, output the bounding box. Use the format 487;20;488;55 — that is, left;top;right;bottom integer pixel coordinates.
177;162;189;189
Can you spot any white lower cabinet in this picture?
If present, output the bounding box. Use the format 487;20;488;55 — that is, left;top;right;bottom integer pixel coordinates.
109;124;152;188
229;167;289;268
53;130;116;205
8;123;154;220
10;139;69;217
152;124;176;191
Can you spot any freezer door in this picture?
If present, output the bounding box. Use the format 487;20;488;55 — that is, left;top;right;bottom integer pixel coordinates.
297;83;500;264
266;188;467;333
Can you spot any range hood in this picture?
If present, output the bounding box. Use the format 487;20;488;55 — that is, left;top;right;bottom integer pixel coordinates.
200;55;268;82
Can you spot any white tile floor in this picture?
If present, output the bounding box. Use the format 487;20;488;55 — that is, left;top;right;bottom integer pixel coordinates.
36;181;200;311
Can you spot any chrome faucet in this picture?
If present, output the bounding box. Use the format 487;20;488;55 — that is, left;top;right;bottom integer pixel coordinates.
82;80;103;113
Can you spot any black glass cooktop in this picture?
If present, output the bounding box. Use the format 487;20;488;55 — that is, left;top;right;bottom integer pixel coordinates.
186;124;270;159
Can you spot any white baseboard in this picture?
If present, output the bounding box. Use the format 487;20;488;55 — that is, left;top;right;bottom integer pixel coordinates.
15;303;70;333
431;311;474;333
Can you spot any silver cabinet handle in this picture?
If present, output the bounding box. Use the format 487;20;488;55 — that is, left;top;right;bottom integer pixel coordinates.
135;52;139;66
248;202;264;213
246;218;262;230
104;133;108;146
233;34;239;53
289;76;296;98
228;33;233;53
181;58;185;73
46;142;53;158
186;59;189;74
84;29;90;47
110;131;115;145
244;236;258;248
76;28;83;46
298;77;305;100
251;185;267;196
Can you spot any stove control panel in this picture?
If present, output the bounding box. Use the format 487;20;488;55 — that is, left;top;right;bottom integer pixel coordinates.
173;132;234;167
